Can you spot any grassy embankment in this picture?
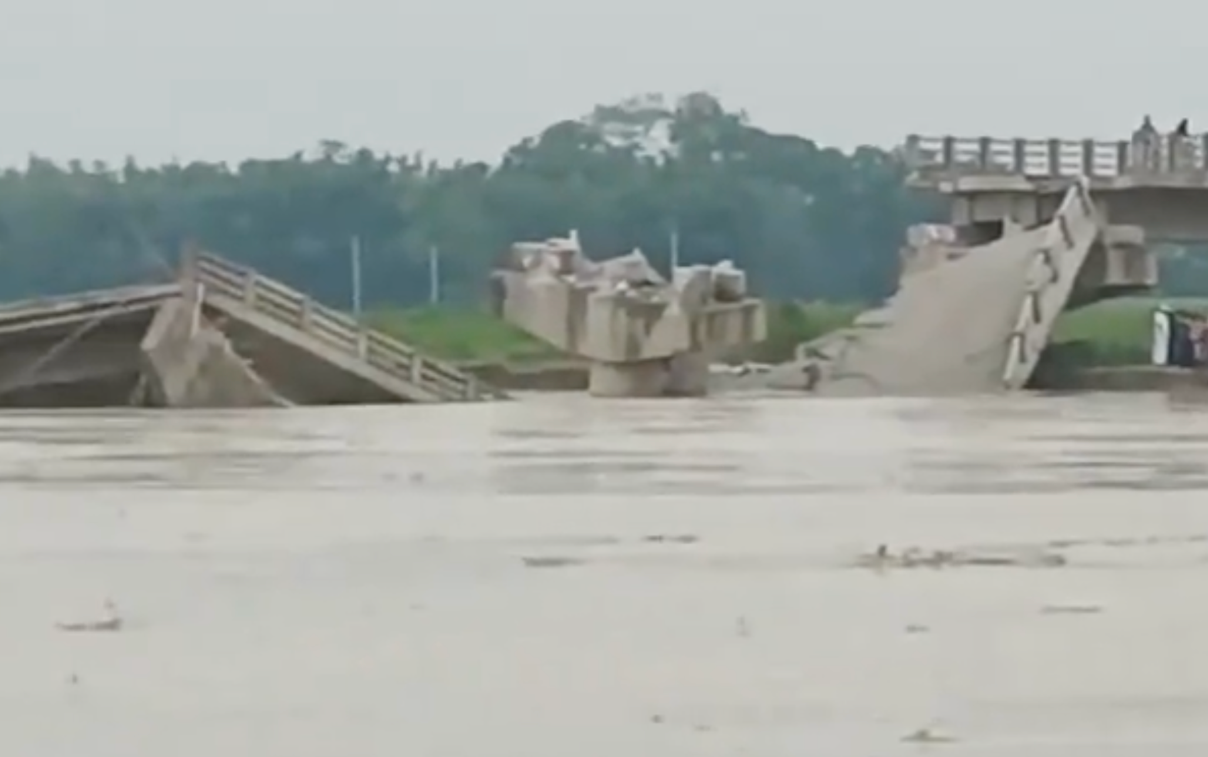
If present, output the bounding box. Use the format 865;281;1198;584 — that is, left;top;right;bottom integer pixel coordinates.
365;301;862;367
367;297;1185;371
1049;296;1208;366
364;307;561;365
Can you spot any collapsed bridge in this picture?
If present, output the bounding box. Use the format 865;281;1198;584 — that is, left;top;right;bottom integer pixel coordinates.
0;251;505;408
768;133;1167;396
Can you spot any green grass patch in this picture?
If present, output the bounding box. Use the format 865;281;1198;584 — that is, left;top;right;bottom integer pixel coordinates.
365;306;559;364
362;297;1195;371
746;300;862;363
367;299;864;367
1050;296;1208;366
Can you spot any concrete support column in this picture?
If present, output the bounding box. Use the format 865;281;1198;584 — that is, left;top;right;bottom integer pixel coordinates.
586;351;711;397
588;359;669;397
665;350;709;397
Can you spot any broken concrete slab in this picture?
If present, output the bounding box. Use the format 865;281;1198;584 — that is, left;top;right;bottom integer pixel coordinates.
139;295;287;408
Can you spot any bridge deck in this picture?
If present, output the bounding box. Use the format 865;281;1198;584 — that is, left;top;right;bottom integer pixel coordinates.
0;284;180;329
189;253;505;403
798;180;1105;395
0;254;504;407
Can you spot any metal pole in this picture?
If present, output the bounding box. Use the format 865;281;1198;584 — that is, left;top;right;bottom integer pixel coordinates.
670;224;680;272
350;235;363;317
429;245;440;305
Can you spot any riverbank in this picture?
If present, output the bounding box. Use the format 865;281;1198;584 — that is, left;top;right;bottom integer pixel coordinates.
367;302;861;390
369;302;860;364
368;298;1198;392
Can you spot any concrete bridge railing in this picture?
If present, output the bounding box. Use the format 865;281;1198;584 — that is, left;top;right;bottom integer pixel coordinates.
189;252;504;401
1001;177;1100;390
904;134;1208;178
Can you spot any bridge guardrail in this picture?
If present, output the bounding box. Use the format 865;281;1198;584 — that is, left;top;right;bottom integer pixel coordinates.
189;252;503;401
904;134;1208;178
1001;177;1098;389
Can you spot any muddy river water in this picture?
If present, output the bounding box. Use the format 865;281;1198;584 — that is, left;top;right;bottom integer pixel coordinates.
3;392;1208;756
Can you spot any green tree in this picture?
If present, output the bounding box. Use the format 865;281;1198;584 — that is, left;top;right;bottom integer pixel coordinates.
0;92;936;306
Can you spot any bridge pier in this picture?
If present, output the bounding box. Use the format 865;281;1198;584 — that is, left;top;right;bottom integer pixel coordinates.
493;235;764;398
588;359;673;397
585;350;711;398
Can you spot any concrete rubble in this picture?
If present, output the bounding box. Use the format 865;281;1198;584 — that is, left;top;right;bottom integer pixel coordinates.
492;231;766;397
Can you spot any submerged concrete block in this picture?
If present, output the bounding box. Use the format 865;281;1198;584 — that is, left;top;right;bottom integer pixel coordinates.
588;359;670;397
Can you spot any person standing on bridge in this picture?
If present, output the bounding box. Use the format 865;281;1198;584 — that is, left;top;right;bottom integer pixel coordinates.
1171;119;1196;171
1131;115;1160;172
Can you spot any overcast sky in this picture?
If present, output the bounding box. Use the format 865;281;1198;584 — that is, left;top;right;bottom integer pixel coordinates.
0;0;1197;167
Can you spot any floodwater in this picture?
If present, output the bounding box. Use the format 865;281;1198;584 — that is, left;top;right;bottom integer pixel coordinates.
4;393;1208;756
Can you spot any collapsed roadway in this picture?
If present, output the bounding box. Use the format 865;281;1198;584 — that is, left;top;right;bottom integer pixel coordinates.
759;131;1173;396
0;251;504;408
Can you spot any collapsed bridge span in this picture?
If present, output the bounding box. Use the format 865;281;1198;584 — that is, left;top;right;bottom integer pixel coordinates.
0;251;507;408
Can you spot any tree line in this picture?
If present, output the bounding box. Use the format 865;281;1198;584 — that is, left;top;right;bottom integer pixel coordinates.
0;92;943;307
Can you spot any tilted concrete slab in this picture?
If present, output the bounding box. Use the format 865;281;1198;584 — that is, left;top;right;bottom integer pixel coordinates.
0;285;180;407
493;232;765;397
189;252;504;404
783;179;1109;396
139;295;287;408
199;290;446;404
0;248;506;407
998;180;1102;389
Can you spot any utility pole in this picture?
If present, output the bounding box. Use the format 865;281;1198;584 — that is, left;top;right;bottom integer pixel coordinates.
429;244;441;305
350;235;363;317
669;223;680;273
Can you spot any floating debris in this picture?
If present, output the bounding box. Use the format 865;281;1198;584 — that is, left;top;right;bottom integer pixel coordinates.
520;556;585;569
642;534;699;544
858;544;1066;570
1040;604;1103;615
902;727;957;744
56;599;123;633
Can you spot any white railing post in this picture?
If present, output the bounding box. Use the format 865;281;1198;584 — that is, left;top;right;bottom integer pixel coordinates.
190;282;204;338
242;270;257;306
299;297;312;331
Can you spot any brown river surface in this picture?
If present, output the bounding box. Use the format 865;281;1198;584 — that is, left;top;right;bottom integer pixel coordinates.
4;392;1208;756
